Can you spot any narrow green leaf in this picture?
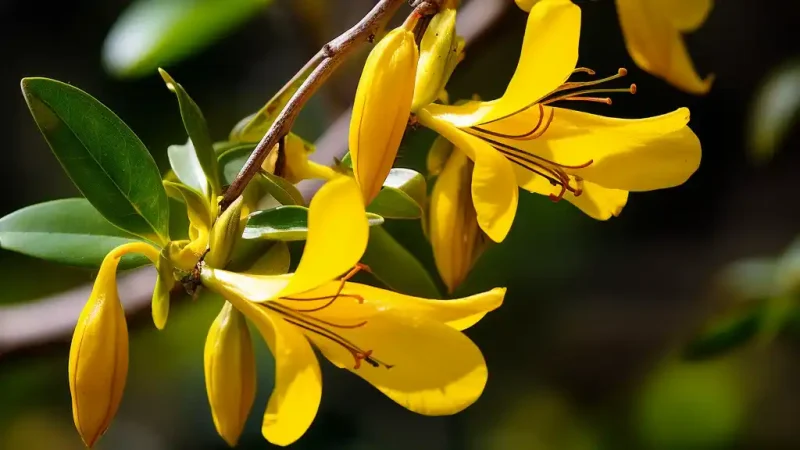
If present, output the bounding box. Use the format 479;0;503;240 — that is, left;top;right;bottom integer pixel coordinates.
0;199;149;269
21;77;170;244
243;206;383;241
366;169;427;219
682;303;764;360
103;0;272;78
230;62;317;143
168;140;208;195
160;69;221;196
361;226;440;298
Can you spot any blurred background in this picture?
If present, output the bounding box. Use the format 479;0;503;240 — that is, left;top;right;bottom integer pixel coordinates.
1;0;800;448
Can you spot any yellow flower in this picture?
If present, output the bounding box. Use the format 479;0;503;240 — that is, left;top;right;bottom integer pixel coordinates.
349;20;419;203
418;0;701;242
69;242;159;447
204;302;257;447
430;149;486;294
201;176;505;446
616;0;714;94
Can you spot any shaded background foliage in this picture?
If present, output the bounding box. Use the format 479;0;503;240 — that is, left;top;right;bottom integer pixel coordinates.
1;0;800;449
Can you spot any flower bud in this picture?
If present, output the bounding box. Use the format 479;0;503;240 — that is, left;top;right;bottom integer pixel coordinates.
204;302;257;447
411;8;458;112
69;248;131;447
151;249;175;330
349;23;419;203
429;149;485;293
515;0;539;12
206;196;244;268
426;135;454;178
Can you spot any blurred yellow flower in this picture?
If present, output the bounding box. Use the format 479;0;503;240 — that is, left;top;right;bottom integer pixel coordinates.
350;20;419;204
201;176;506;446
616;0;714;94
69;242;159;447
419;0;701;242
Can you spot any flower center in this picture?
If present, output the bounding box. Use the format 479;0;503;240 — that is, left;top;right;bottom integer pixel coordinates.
263;265;393;370
465;68;635;201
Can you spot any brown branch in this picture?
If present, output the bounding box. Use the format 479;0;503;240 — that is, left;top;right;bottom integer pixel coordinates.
219;0;416;212
0;0;509;357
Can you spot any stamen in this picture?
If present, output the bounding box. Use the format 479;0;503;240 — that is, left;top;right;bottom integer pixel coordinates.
572;67;596;75
471;104;548;140
542;85;635;105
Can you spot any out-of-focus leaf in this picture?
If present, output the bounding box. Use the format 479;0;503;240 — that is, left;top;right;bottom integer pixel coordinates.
717;257;778;300
0;199;149;269
160;69;221;196
748;59;800;163
683;303;764;360
103;0;272;78
218;145;304;206
361;226;440;298
229;62;317;143
21;78;170;244
243;206;383;241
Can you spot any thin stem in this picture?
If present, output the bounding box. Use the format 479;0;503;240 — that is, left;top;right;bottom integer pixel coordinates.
219;0;440;212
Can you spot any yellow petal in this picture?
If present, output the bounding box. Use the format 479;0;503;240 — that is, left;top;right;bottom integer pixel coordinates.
331;282;506;331
288;281;495;415
201;268;294;303
151;250;174;330
650;0;713;32
425;0;580;127
484;106;701;192
225;296;322;447
616;0;713;94
515;167;629;219
419;110;518;242
514;0;539;12
204;302;257;447
350;27;419;202
276;176;369;298
430;150;481;293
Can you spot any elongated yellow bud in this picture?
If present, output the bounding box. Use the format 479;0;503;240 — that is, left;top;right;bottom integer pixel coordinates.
69;242;158;447
350;22;419;203
151;249;174;330
206;196;244;269
411;8;458;112
429;149;484;293
204;302;257;447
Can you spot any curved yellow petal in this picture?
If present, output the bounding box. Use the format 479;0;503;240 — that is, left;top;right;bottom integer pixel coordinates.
219;291;322;447
514;167;629;220
419;110;518;242
483;106;701;192
277;176;369;298
650;0;713;32
201;268;294;303
616;0;713;94
287;282;493;416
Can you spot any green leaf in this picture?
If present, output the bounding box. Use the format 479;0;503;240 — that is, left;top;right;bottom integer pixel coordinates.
748;59;800;164
21;77;170;244
230;62;317;143
218;145;304;205
682;304;764;360
168;140;208;195
160;69;221;196
244;206;383;241
0;199;149;269
102;0;272;79
361;226;440;298
366;169;427;219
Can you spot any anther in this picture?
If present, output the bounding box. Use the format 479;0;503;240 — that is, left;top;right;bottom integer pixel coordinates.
629;84;637;94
